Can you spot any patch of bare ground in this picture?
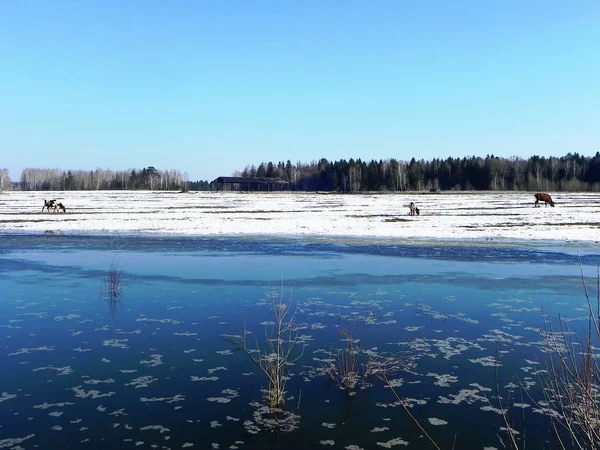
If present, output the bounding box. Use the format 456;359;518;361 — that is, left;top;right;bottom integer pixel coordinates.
454;213;523;217
202;209;302;214
489;222;600;228
0;218;79;224
165;205;234;210
450;206;526;211
34;210;162;216
383;218;412;223
347;214;397;219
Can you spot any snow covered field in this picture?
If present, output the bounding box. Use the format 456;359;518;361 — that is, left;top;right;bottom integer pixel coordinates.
1;190;599;245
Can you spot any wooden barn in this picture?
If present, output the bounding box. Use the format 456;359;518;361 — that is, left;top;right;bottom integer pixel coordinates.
210;176;290;192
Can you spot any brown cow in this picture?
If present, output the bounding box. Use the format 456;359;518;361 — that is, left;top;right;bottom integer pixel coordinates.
534;193;555;207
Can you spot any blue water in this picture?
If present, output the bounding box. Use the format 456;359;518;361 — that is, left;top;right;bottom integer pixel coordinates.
1;234;599;449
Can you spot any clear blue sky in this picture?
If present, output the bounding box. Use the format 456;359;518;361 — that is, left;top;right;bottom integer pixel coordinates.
1;1;599;182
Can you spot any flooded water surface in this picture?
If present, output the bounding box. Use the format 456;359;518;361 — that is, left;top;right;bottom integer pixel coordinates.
1;235;599;449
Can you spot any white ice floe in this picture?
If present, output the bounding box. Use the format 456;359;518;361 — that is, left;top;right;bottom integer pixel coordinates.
33;401;75;410
8;346;55;356
32;366;73;376
139;354;163;367
376;438;409;447
140;395;185;403
428;418;448;425
140;425;170;434
84;378;115;385
0;392;17;403
126;376;157;389
0;434;35;448
102;339;129;349
72;386;116;399
191;376;219;382
1;191;599;245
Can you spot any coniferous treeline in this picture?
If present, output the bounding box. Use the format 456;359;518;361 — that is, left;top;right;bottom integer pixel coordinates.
2;152;600;193
234;152;600;192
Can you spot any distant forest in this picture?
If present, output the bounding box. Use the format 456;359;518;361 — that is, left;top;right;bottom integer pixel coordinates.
11;166;210;191
1;152;600;192
235;153;600;192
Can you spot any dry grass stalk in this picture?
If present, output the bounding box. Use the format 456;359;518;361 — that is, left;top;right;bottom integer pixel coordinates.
324;314;408;394
324;328;361;391
491;346;522;450
501;264;600;450
535;265;600;449
225;282;303;408
378;372;443;450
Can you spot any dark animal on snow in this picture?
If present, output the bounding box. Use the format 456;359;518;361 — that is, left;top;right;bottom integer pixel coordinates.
42;199;66;213
534;193;555;207
42;199;57;212
409;202;420;216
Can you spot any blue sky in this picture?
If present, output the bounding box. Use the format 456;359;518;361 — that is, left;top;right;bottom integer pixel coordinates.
1;1;599;182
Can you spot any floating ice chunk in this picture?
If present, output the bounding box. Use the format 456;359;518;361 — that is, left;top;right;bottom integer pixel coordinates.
140;395;184;403
54;314;81;321
191;376;218;382
34;402;75;410
72;386;115;399
0;434;35;447
126;376;157;389
33;366;73;376
140;354;163;367
376;438;409;447
84;379;115;385
8;346;54;356
140;425;170;434
0;392;17;403
207;397;231;403
102;339;129;349
428;418;448;425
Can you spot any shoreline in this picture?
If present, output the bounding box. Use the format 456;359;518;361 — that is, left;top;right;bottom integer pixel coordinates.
2;230;600;256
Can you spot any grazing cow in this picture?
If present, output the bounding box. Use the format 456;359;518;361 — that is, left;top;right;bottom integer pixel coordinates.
409;202;420;216
54;202;66;213
534;193;555;207
42;199;57;212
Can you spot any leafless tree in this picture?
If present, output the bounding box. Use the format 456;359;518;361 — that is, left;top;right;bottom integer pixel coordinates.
0;169;11;191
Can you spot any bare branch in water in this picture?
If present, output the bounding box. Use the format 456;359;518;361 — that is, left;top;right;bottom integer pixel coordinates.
223;280;303;411
101;255;123;317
